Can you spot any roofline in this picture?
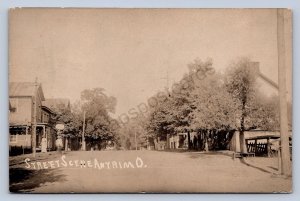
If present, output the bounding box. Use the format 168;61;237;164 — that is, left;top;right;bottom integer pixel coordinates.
9;82;45;100
9;95;33;98
9;123;52;127
244;129;293;132
41;105;55;114
247;135;292;140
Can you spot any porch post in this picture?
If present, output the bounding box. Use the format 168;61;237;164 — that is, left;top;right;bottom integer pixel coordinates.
25;126;29;147
267;137;271;157
236;131;241;152
43;125;46;138
41;125;47;153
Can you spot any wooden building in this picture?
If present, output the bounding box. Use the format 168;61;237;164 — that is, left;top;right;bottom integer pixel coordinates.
9;82;57;155
229;130;292;157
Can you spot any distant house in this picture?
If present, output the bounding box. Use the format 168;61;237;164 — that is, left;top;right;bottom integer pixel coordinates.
42;98;80;151
168;132;198;150
165;130;236;151
42;98;71;113
9;82;57;154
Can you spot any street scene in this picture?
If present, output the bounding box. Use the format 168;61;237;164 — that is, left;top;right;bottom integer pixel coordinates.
9;8;292;193
10;151;291;193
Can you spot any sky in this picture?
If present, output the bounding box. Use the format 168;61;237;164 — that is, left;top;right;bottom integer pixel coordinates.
9;8;292;116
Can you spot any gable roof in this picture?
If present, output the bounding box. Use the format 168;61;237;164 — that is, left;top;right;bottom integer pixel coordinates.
41;105;55;114
42;98;71;112
9;82;45;100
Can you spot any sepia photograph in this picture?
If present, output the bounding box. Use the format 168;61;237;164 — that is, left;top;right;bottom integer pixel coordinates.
8;8;292;193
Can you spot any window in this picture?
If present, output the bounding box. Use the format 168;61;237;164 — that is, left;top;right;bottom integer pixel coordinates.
42;112;49;123
10;134;17;143
10;98;18;112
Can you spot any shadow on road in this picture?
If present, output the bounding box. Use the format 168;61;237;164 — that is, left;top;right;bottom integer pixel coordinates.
184;151;281;175
9;168;66;193
240;158;275;174
268;166;279;171
185;151;234;159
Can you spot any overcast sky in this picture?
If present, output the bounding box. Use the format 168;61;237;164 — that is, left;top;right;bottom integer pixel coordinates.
9;8;292;116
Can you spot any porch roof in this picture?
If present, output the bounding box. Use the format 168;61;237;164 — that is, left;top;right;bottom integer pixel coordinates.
247;134;292;140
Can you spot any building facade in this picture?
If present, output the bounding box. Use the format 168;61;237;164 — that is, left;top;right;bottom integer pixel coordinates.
9;82;57;155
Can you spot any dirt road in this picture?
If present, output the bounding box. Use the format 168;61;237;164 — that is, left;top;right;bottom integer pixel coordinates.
9;150;292;193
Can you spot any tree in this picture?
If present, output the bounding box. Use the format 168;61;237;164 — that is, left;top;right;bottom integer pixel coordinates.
116;114;149;150
146;57;286;152
146;58;218;150
245;93;280;131
51;104;82;151
189;73;236;129
147;93;176;140
80;88;118;150
225;58;259;153
188;72;237;151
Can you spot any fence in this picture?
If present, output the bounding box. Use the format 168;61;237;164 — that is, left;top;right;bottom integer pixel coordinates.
247;141;268;156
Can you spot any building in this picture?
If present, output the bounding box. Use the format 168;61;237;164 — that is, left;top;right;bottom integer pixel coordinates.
9;82;57;155
229;130;292;156
166;130;236;151
167;132;197;149
42;98;80;151
42;98;71;113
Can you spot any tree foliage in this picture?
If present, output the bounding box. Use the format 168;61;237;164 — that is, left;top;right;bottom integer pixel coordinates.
116;114;148;150
147;58;230;137
80;88;118;142
145;57;283;151
224;58;259;132
51;105;81;138
190;73;237;131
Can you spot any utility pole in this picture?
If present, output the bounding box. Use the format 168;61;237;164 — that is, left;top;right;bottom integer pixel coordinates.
32;78;38;158
245;9;291;176
81;110;86;151
277;8;291;176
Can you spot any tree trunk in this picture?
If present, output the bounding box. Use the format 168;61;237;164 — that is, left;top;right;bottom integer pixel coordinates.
197;132;202;150
201;131;205;151
211;130;216;150
166;134;170;149
239;131;247;153
65;137;68;152
240;102;247;153
187;131;191;150
205;130;209;152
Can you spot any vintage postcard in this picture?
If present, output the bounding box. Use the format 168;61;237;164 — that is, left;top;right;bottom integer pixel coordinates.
9;8;292;193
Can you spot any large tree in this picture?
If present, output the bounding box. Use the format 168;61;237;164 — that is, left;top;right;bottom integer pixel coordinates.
80;88;118;149
146;57;285;152
147;93;175;139
225;58;259;153
146;58;218;149
189;72;237;150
